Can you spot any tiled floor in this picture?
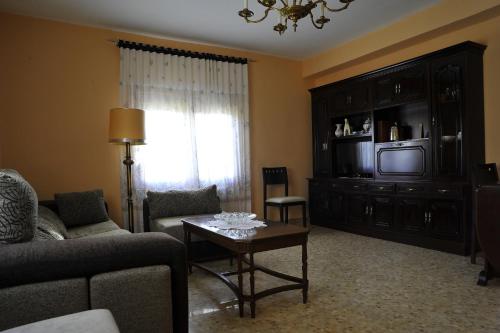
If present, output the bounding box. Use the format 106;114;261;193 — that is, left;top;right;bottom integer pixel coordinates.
188;225;500;333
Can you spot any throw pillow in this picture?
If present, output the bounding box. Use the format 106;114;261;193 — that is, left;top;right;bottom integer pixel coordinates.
0;169;38;244
147;185;221;219
55;189;109;227
37;206;68;239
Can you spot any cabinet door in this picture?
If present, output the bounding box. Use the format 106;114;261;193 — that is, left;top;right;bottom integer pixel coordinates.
397;198;427;234
330;191;346;225
397;64;427;103
309;182;331;225
346;194;369;226
349;81;371;113
370;196;394;230
432;56;465;179
312;93;332;177
427;199;462;241
374;76;396;108
374;65;427;108
333;89;350;115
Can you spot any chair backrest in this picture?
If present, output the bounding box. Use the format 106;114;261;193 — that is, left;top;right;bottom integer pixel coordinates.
473;163;499;187
262;167;289;200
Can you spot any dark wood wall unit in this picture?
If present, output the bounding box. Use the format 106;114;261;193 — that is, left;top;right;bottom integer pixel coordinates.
309;41;486;255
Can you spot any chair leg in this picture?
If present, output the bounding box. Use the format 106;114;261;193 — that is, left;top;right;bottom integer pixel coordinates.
263;203;267;221
285;206;289;224
279;206;284;223
302;203;307;228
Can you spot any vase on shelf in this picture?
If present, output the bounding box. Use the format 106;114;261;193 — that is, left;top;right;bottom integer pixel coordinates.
343;118;351;136
335;124;343;138
363;117;371;133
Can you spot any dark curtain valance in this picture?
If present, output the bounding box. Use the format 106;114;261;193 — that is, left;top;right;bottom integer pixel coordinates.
117;40;248;65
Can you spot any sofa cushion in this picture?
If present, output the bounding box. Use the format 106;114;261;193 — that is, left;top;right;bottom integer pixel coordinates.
0;278;89;331
90;266;172;333
151;216;205;243
147;185;220;220
0;169;38;244
84;229;131;239
55;190;109;227
66;221;120;239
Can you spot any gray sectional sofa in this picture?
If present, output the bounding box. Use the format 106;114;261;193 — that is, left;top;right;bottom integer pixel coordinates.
0;170;188;333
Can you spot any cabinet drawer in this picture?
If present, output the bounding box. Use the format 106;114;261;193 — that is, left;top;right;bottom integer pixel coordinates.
397;183;428;194
431;184;462;197
330;182;344;191
347;183;368;192
369;183;395;193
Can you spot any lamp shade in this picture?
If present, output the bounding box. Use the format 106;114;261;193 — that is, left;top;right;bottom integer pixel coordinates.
109;108;145;144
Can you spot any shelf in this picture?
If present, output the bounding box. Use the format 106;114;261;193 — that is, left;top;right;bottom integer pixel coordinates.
332;133;372;142
375;137;429;144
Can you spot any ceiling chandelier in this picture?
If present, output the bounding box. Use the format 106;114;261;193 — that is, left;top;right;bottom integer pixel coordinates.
238;0;355;35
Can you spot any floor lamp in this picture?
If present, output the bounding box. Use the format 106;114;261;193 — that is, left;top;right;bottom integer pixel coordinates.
109;107;145;233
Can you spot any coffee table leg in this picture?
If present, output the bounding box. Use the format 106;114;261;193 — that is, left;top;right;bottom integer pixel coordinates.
237;253;244;317
302;241;308;304
249;252;256;318
184;229;192;274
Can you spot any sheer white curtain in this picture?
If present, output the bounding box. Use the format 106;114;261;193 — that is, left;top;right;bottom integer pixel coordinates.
119;47;251;231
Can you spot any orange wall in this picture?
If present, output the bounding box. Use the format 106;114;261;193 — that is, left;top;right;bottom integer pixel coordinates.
0;12;311;224
305;5;500;169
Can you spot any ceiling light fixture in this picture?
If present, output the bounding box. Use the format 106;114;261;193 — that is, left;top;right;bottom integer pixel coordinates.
238;0;355;35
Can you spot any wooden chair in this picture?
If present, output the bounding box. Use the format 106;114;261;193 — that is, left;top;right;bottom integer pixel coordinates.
471;163;498;264
262;167;307;227
475;184;500;286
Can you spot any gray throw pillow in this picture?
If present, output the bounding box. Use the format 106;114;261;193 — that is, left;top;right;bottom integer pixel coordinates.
55;189;109;227
147;185;221;219
37;206;68;239
0;169;38;244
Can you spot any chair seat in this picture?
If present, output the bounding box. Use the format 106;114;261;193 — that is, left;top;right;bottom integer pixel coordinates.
266;196;306;204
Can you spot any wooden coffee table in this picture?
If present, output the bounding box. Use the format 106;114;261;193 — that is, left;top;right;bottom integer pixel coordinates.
182;216;309;318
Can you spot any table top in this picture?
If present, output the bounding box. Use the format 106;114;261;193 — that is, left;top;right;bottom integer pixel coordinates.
182;215;308;244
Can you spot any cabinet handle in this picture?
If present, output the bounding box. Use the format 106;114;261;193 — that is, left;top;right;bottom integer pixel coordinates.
365;205;369;215
432;117;436;126
353;185;360;189
394;84;398;94
428;212;432;223
378;186;385;190
437;189;449;194
369;206;373;216
424;212;429;224
407;187;416;192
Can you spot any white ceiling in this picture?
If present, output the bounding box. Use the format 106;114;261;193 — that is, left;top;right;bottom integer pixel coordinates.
0;0;440;59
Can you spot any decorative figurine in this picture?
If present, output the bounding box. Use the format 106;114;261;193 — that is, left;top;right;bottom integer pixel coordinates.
335;124;343;138
343;118;351;136
363;117;371;133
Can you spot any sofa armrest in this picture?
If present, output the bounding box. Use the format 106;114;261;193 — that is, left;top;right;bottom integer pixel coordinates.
0;233;188;333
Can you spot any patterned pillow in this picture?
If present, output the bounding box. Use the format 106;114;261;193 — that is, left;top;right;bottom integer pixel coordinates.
147;185;221;219
55;189;109;227
0;169;38;244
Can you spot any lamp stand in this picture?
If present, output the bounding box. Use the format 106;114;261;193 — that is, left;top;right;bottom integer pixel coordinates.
124;142;135;233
